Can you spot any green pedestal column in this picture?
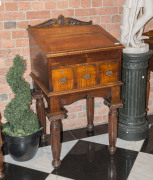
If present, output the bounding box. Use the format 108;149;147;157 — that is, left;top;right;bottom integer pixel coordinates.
118;50;153;141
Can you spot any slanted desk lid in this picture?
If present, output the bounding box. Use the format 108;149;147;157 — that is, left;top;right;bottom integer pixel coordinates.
28;16;123;57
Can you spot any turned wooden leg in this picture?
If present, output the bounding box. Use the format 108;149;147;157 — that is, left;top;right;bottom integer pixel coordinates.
104;99;123;155
48;97;67;168
146;70;150;112
49;113;66;169
86;97;94;132
108;107;118;154
0;114;4;179
50;119;61;168
34;93;47;141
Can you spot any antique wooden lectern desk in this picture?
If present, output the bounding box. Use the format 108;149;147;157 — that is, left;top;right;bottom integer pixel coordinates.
28;15;124;168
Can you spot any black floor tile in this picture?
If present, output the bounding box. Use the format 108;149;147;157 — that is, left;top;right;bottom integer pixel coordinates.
40;124;108;148
39;113;151;148
2;162;49;180
39;130;75;147
140;125;153;153
52;140;138;180
70;124;108;140
61;130;76;142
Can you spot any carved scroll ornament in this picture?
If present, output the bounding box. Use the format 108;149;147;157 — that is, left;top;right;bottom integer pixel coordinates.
33;15;92;28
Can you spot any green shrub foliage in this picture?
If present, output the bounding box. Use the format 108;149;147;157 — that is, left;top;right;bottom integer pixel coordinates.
3;55;40;137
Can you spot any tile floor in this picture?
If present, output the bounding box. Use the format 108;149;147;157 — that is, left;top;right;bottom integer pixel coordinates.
2;116;153;180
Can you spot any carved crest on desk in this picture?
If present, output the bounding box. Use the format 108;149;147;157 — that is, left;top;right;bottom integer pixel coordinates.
34;15;92;28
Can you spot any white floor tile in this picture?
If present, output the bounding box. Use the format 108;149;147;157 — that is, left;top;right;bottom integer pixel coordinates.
46;174;74;180
128;152;153;180
4;140;78;173
82;134;144;151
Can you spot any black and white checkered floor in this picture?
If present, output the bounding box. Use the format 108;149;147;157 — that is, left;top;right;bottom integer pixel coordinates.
2;116;153;180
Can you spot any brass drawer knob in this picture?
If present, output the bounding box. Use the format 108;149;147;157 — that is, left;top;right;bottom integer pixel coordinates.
59;78;67;83
105;71;113;76
83;74;91;80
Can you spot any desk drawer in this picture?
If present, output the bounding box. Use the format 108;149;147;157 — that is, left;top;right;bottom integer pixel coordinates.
52;68;74;91
99;61;119;84
76;64;96;88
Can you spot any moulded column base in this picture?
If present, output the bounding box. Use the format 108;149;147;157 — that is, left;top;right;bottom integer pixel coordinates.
118;117;149;141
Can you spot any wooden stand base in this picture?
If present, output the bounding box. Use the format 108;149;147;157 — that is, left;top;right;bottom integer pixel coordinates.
34;88;123;168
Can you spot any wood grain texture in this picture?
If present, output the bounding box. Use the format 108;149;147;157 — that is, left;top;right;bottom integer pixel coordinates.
29;36;49;88
52;68;74;92
33;92;47;141
28;16;124;168
86;97;94;132
99;60;119;84
28;16;123;57
76;64;96;88
104;100;123;154
50;119;61;168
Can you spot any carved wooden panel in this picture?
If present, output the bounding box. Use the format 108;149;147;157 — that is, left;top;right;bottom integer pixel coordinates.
33;15;92;28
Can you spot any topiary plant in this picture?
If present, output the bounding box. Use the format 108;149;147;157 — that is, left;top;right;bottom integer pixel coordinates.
2;55;41;137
